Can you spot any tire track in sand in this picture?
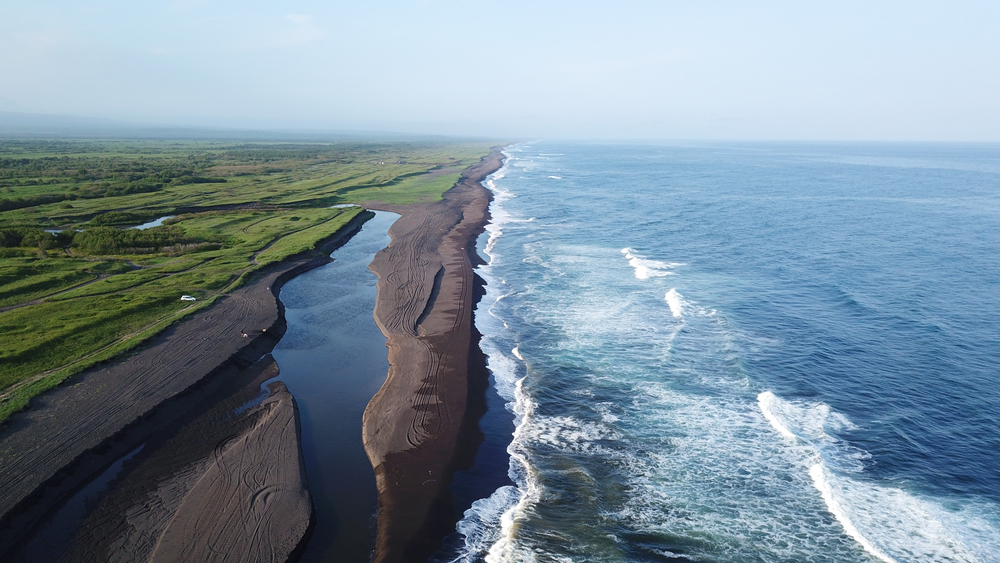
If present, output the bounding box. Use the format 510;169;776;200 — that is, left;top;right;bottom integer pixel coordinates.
149;382;311;563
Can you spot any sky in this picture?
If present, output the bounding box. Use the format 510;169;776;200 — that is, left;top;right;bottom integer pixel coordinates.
1;0;999;141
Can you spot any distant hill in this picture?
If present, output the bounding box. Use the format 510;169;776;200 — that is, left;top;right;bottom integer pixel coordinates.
0;111;457;142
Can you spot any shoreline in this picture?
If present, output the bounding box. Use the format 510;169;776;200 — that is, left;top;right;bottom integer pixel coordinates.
0;210;373;560
0;145;504;562
362;147;506;562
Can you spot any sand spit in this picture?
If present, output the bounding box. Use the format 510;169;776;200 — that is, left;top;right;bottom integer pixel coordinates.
15;356;311;563
0;211;372;560
150;380;311;563
363;147;505;563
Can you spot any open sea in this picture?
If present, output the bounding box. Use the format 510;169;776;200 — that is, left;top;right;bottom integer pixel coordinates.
443;142;1000;563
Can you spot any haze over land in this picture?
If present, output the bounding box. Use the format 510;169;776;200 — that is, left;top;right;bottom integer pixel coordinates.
2;0;999;141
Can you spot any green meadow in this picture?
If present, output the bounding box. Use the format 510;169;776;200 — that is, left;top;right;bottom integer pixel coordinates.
0;139;493;422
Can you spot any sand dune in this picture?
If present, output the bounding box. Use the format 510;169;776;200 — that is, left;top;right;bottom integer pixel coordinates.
150;381;311;563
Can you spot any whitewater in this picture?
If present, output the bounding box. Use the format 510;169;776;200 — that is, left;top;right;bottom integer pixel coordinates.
434;142;1000;563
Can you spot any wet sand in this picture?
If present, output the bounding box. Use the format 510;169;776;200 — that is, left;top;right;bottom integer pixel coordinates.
362;147;505;563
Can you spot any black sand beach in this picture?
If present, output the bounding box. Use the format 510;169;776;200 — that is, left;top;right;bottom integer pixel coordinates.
0;148;505;563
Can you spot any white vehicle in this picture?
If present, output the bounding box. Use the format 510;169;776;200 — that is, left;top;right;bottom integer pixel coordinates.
180;295;197;301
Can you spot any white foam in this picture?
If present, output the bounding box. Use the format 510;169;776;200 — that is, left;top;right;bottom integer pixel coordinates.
450;153;542;560
548;175;562;179
620;247;684;280
665;289;684;318
525;415;617;452
757;391;798;440
486;377;542;563
759;391;1000;563
611;385;863;561
480;336;520;401
447;485;521;563
810;464;899;563
810;463;999;563
482;151;516;261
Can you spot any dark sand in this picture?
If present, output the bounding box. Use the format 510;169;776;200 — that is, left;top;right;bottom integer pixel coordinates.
14;357;311;563
362;148;505;563
0;144;504;563
0;212;372;560
149;378;311;563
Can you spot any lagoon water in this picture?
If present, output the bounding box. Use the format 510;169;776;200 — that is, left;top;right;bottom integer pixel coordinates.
445;143;1000;562
272;211;397;563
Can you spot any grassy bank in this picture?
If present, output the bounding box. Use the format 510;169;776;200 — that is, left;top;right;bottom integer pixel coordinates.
0;139;494;422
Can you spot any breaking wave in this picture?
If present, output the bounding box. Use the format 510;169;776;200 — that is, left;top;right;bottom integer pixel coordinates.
620;247;683;279
759;391;1000;563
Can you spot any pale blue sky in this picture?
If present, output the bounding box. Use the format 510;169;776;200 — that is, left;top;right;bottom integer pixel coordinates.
1;1;998;140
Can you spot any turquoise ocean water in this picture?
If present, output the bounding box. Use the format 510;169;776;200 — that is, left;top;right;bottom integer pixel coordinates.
439;142;1000;563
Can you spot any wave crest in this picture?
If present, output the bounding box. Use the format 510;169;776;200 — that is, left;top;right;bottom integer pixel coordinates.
759;391;1000;563
620;247;683;279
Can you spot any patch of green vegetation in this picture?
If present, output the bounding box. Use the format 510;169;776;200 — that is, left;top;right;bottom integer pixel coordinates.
339;170;465;205
0;138;497;422
0;289;188;390
48;270;166;300
0;259;97;307
254;210;360;266
0;295;217;424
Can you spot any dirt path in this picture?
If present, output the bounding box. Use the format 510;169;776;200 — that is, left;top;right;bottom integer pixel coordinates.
362;147;505;563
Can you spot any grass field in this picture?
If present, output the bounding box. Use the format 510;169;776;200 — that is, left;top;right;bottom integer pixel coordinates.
0;139;494;422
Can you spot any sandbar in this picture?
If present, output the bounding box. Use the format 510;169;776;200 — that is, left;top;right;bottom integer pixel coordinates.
362;147;505;563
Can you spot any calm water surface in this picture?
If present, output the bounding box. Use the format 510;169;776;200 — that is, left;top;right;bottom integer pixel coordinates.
273;211;397;563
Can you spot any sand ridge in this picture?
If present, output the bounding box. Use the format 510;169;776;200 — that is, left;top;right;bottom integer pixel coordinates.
14;356;313;563
362;147;505;563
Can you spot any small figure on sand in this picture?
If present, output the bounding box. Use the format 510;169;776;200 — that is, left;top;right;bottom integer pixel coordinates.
241;329;248;338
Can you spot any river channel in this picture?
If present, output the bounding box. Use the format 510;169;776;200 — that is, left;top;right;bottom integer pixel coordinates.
272;210;397;563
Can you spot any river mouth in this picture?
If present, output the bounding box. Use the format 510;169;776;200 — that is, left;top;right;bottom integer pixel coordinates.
272;210;398;563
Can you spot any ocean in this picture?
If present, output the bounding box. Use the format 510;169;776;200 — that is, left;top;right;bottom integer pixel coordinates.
442;142;1000;562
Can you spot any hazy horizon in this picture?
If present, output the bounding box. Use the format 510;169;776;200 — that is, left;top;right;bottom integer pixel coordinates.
2;1;999;141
